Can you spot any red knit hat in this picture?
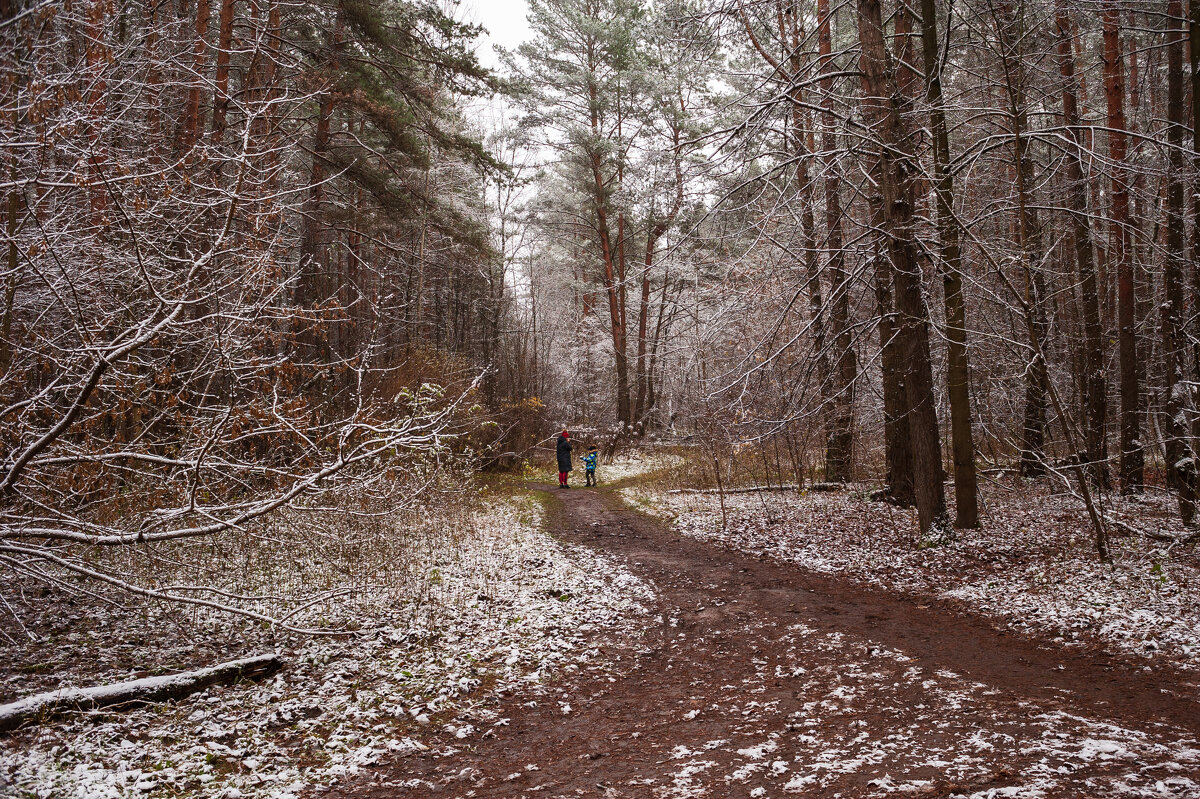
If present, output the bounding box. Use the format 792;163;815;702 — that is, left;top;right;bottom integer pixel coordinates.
562;429;569;438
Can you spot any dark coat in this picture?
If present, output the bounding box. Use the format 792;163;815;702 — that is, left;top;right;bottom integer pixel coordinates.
556;435;573;472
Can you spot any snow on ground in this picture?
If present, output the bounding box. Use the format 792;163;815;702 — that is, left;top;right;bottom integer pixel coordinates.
650;616;1200;798
624;481;1200;672
540;448;685;486
600;450;686;483
0;494;655;799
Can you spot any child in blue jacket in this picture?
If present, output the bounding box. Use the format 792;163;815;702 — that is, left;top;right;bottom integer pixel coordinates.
582;445;599;486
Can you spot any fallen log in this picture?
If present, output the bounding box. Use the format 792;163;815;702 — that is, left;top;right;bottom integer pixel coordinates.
0;653;283;733
1102;514;1200;545
666;483;852;495
668;484;802;495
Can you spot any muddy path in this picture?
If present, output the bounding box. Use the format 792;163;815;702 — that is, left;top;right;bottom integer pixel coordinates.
328;486;1200;798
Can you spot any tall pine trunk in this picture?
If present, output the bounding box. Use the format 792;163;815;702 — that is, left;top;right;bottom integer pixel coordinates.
1105;5;1141;491
920;0;979;527
871;238;914;506
738;1;828;461
1126;16;1151;490
210;0;236;143
586;68;630;428
297;29;336;362
633;109;684;430
181;0;211;153
1189;0;1200;453
782;0;826;452
857;0;947;537
84;0;108;217
993;2;1049;478
818;0;855;482
633;258;652;430
1163;0;1196;524
1055;0;1107;488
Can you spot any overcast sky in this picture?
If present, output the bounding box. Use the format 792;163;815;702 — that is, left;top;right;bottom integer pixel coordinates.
462;0;533;70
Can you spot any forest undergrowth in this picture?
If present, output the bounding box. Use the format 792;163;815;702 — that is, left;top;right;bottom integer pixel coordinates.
0;475;655;799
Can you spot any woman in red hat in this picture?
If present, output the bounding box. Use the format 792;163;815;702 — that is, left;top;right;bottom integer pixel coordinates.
555;429;573;488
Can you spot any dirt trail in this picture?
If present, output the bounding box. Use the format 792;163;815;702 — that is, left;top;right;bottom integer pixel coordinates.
329;487;1200;798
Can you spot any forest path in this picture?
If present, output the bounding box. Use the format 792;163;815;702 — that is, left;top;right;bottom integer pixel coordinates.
331;486;1200;798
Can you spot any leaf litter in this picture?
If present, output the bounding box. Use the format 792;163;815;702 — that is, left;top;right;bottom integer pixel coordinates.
0;494;654;798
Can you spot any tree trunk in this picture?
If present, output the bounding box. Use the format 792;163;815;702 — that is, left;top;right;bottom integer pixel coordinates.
857;0;947;536
1188;0;1200;465
615;85;631;428
84;0;108;217
872;239;914;507
1164;0;1197;524
1105;5;1141;492
297;34;335;360
634;108;684;430
1191;0;1200;378
413;166;430;346
788;14;826;445
738;1;827;457
645;266;680;429
245;0;281;149
818;0;855;483
593;161;630;428
0;12;21;374
920;0;979;527
587;70;630;427
1055;0;1107;488
210;0;236;143
633;257;652;429
1127;12;1151;494
993;2;1049;479
0;187;17;377
182;0;211;153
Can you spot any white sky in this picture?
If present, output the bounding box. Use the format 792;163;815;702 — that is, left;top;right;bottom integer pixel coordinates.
461;0;533;70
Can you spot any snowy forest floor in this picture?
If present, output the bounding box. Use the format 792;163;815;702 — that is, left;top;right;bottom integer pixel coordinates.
318;481;1200;798
4;464;1200;798
0;490;656;799
625;479;1200;675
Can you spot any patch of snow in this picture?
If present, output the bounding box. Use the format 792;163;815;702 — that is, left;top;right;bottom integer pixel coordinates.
1;494;655;799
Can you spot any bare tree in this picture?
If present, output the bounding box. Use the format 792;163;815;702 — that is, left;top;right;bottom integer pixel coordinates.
856;0;948;537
